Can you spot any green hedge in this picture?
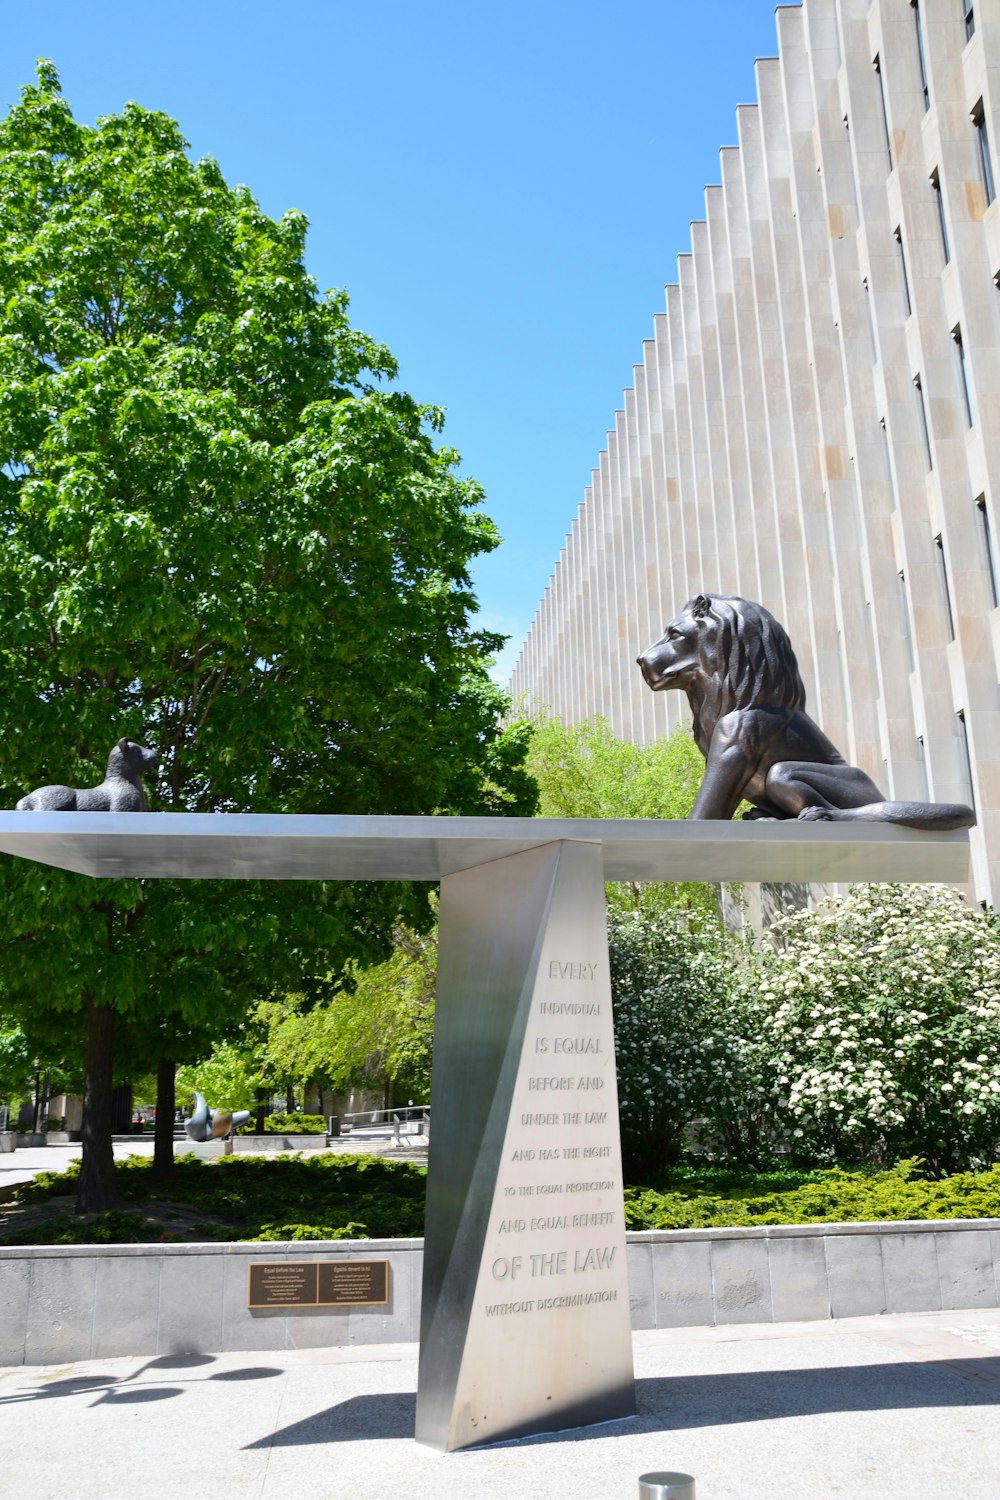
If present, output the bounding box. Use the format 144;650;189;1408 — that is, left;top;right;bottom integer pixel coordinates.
623;1159;1000;1230
8;1151;426;1243
9;1154;1000;1246
240;1112;327;1135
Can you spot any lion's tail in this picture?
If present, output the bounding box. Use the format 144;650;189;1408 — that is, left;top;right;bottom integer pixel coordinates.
848;801;975;831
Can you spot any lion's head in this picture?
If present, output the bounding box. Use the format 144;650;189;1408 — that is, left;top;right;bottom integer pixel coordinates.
637;593;806;754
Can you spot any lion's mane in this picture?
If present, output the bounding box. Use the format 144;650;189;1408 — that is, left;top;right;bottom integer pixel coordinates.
685;593;807;755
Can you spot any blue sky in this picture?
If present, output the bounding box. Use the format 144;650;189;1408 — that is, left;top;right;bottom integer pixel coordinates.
1;0;782;684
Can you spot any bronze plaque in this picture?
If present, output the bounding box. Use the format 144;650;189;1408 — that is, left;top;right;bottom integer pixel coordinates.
248;1262;318;1308
248;1259;389;1309
317;1259;389;1306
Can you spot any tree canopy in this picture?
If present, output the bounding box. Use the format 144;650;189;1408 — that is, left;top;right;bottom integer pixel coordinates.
524;714;716;917
0;64;535;1207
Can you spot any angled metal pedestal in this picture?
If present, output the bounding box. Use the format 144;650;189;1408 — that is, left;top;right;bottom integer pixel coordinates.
415;839;633;1451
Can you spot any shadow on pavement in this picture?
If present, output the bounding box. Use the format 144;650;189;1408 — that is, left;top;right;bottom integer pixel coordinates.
245;1391;417;1446
634;1359;1000;1431
0;1355;283;1407
248;1355;1000;1448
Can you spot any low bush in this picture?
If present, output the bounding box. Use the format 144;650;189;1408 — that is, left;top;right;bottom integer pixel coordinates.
8;1151;426;1241
241;1113;327;1135
17;1158;82;1200
623;1159;1000;1230
2;1210;163;1245
10;1154;1000;1246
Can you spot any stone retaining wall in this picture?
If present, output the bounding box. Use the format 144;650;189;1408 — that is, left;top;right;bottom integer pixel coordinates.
232;1134;329;1153
2;1218;999;1366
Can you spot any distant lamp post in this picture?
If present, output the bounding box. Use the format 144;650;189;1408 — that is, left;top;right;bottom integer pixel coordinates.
31;1059;51;1136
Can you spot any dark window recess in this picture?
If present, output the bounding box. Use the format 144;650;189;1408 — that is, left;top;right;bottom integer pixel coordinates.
895;227;912;316
954;327;974;427
874;56;893;169
862;277;877;353
973;100;996;205
932;171;951;262
958;711;976;811
866;600;879;671
917;736;930;801
898;570;915;670
936;534;956;639
912;2;930;110
977;496;999;606
965;0;976;43
915;375;933;470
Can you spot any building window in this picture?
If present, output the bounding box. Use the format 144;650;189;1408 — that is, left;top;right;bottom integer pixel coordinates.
894;227;911;316
932;170;951;262
898;570;915;670
973;100;996;205
977;496;999;606
862;277;877;353
954;327;974;426
915;375;933;469
917;736;930;800
965;0;976;42
912;2;930;110
958;711;976;811
936;534;956;638
874;56;893;169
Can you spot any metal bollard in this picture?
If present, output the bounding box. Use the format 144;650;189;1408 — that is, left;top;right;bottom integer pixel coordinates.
638;1474;696;1500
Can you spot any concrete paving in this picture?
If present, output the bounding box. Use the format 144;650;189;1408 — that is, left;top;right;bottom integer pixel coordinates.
0;1134;426;1195
0;1141;152;1192
2;1310;1000;1499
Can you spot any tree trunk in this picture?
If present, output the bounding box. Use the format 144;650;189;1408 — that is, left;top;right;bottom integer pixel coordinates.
76;996;118;1214
285;1086;295;1114
254;1086;268;1133
151;1057;176;1180
111;1081;133;1133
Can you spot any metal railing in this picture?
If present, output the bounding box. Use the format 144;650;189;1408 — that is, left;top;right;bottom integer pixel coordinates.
332;1106;430;1140
338;1105;429;1128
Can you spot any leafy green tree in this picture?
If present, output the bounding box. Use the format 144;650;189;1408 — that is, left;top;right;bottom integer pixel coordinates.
0;1006;85;1124
0;1025;33;1115
176;1039;263;1117
264;927;436;1105
736;884;1000;1173
525;714;716;918
0;64;535;1211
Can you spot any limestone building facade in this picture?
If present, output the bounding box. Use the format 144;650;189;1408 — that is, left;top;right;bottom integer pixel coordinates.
510;0;1000;904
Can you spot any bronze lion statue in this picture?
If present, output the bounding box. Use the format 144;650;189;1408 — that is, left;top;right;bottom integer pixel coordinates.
637;592;974;830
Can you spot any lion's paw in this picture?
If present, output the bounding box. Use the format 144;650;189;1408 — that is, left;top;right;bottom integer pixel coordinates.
798;806;833;822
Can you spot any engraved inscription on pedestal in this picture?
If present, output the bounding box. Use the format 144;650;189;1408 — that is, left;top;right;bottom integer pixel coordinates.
416;839;634;1451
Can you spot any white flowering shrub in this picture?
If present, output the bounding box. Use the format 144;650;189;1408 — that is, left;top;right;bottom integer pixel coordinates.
740;884;1000;1172
609;911;743;1175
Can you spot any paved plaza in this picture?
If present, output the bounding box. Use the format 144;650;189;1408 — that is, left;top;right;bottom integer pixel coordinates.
2;1310;1000;1499
0;1141;154;1194
0;1135;423;1198
5;1146;1000;1494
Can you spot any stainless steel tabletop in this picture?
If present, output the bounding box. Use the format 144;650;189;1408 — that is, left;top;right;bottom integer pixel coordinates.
0;811;971;883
